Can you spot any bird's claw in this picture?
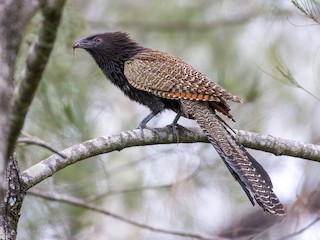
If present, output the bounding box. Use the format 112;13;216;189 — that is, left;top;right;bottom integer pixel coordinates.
137;123;157;139
137;123;146;139
166;123;185;143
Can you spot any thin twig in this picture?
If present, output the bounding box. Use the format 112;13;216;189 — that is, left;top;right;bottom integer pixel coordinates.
28;190;223;240
258;51;320;101
17;137;66;158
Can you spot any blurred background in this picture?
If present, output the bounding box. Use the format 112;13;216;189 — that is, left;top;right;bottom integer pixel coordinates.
16;0;320;239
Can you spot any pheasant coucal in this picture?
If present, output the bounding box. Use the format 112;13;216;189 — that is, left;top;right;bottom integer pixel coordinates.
73;32;285;215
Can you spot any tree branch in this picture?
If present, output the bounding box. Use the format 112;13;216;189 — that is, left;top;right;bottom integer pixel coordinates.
27;189;221;240
0;0;41;195
21;127;320;190
17;136;66;158
3;153;25;239
235;130;320;161
0;1;42;238
7;0;66;157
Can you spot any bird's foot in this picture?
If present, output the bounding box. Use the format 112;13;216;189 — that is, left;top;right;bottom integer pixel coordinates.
165;123;186;143
137;123;157;139
137;112;158;139
165;112;183;143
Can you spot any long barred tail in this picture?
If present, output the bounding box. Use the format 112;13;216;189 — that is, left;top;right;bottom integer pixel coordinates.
180;100;285;215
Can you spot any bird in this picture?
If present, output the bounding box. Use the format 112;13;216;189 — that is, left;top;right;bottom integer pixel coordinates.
73;31;285;216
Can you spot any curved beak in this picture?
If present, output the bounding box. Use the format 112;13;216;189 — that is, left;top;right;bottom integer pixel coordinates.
73;38;92;49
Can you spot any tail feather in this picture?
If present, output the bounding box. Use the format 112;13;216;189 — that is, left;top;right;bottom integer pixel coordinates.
180;100;285;216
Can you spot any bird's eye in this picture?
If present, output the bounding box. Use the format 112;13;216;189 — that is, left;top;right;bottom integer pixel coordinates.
94;37;102;43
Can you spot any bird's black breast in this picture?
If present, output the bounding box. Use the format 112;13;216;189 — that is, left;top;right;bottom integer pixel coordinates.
106;69;180;114
88;47;180;114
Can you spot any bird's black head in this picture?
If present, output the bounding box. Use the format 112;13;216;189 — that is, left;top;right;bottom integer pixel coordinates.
73;32;146;93
73;32;127;50
73;32;144;64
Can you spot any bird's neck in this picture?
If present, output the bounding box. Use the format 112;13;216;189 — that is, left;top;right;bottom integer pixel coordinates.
90;47;143;89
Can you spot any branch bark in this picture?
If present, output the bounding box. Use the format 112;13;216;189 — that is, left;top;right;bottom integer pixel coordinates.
3;153;25;240
0;1;66;239
0;0;41;193
236;130;320;161
21;127;320;191
0;1;42;239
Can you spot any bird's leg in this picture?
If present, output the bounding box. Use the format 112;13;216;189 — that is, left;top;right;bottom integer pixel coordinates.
137;112;158;138
166;112;182;142
137;112;159;129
